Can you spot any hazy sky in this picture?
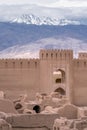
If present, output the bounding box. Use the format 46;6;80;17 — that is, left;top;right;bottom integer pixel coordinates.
0;0;87;7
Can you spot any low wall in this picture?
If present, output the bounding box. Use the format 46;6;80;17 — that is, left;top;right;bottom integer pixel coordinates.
6;114;59;130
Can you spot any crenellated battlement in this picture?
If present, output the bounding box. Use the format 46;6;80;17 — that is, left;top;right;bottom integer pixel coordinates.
0;49;87;105
79;52;87;59
1;50;87;69
73;59;87;68
0;58;40;69
39;49;73;60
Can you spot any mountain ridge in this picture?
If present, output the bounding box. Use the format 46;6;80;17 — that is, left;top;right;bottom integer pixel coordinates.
0;22;87;50
12;14;80;26
0;22;87;58
0;5;87;58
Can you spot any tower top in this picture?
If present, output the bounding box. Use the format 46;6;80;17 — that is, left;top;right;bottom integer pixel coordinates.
39;49;73;60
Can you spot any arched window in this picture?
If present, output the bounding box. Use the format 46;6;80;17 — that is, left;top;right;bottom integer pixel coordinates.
53;69;65;83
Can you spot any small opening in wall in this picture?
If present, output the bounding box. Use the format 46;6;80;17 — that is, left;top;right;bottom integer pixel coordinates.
33;105;41;113
55;78;61;83
28;62;30;65
60;53;62;58
84;62;86;67
42;53;44;59
53;127;56;130
54;127;58;130
65;53;66;57
35;62;37;67
56;53;57;58
13;62;15;67
77;61;79;66
57;127;60;130
68;53;70;58
46;53;48;58
20;62;22;67
5;62;8;67
51;53;53;58
28;62;30;68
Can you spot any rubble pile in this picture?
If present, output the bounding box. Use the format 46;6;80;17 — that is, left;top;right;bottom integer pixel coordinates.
0;119;12;130
53;118;87;130
0;91;87;129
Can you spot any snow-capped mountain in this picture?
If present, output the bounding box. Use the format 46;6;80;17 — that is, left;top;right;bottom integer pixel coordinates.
0;4;87;25
12;14;80;25
0;4;87;58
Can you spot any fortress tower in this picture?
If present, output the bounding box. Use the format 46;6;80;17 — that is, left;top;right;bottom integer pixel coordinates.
0;49;87;106
39;49;73;103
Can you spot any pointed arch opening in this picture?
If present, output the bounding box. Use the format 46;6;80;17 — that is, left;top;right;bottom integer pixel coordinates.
53;69;65;83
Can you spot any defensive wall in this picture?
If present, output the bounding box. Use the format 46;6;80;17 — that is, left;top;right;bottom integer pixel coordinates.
73;58;87;106
0;59;40;100
0;50;87;106
79;52;87;59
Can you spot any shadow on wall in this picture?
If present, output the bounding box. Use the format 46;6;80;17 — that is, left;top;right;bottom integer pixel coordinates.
54;88;66;95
